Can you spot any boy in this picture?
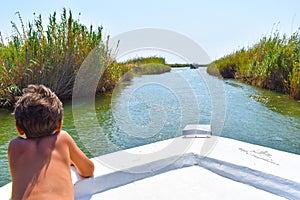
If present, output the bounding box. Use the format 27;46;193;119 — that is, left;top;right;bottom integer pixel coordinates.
8;84;94;200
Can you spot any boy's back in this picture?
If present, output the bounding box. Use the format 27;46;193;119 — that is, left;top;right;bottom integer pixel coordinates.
8;85;94;200
9;131;74;199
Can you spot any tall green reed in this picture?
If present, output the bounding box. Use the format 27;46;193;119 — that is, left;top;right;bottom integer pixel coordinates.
0;10;173;109
207;31;300;100
0;9;116;108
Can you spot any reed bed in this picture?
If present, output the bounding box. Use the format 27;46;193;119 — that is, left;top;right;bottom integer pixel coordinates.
0;9;171;109
207;31;300;100
0;8;116;108
119;57;171;81
121;56;166;65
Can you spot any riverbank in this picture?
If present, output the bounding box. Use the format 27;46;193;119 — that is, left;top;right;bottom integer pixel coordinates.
0;9;110;109
118;57;171;82
207;31;300;100
0;9;171;110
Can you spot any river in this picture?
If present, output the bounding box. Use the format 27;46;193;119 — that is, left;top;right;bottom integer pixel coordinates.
0;67;300;187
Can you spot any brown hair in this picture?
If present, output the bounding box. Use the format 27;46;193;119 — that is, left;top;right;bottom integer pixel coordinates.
14;85;63;138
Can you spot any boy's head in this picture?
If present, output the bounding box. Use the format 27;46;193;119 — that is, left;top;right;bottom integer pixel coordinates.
14;84;63;138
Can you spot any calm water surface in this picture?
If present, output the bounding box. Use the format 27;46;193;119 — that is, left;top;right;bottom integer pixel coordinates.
0;67;299;186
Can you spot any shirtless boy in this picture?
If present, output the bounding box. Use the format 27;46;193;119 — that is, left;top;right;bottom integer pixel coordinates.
8;85;94;200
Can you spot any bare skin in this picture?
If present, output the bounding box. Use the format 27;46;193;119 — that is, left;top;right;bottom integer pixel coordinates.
8;129;94;200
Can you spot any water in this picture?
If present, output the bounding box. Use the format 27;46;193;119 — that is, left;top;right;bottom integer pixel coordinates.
0;67;300;187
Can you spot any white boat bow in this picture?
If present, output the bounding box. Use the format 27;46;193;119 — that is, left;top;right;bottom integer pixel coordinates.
1;133;300;199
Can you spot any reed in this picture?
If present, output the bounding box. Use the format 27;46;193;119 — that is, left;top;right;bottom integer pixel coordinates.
207;31;300;100
133;63;171;75
0;9;115;108
121;56;166;65
119;56;171;80
0;10;174;109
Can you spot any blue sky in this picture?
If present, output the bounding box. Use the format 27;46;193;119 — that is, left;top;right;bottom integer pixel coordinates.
0;0;299;62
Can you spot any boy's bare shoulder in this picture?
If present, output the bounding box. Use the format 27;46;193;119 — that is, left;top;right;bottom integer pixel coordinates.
56;131;78;147
8;131;71;149
8;137;32;160
8;137;26;151
9;136;25;144
57;130;73;141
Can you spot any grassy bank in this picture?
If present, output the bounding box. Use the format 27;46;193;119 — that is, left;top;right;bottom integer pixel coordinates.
167;63;207;68
132;63;171;75
121;56;166;65
168;63;189;68
119;57;171;81
207;31;300;100
0;9;115;108
0;10;171;109
0;9;145;109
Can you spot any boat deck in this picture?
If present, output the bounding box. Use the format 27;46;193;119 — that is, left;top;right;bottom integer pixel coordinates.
73;136;300;199
87;165;284;200
1;136;300;199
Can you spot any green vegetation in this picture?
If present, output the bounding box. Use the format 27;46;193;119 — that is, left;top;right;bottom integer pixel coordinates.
121;56;166;65
207;31;300;100
119;57;171;81
0;9;114;108
0;9;171;109
168;63;189;68
168;63;207;68
132;63;171;75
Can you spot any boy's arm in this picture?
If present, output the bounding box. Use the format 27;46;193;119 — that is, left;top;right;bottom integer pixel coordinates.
63;132;94;178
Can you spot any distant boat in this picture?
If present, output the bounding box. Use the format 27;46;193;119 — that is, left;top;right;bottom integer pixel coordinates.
1;124;300;199
190;64;198;69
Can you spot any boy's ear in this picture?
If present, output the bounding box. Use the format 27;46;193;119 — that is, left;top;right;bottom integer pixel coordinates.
16;125;25;136
58;122;62;130
53;122;63;134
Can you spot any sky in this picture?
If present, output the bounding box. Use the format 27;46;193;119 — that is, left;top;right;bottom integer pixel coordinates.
0;0;299;63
